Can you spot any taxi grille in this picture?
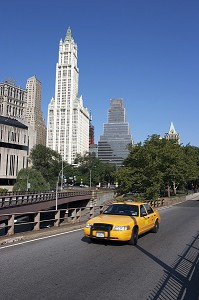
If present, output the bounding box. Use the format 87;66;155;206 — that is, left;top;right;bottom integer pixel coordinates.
92;223;113;231
90;223;113;239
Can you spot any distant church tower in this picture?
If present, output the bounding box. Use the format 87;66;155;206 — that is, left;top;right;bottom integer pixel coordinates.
165;122;180;144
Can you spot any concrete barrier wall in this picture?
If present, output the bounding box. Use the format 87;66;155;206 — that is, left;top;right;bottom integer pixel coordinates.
162;195;186;206
186;192;199;201
89;190;115;207
160;192;199;207
91;190;199;208
95;190;115;205
95;191;199;208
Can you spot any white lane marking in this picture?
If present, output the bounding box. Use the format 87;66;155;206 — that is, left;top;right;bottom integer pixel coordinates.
0;228;83;250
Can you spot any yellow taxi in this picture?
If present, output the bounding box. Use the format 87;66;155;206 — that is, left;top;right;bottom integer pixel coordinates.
84;201;160;245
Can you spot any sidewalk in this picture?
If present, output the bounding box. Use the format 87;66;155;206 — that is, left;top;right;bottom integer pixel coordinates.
0;221;86;246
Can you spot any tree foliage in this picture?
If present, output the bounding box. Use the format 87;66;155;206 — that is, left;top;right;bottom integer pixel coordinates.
28;147;117;189
74;152;116;187
18;137;199;197
29;144;62;189
13;168;50;192
117;135;199;199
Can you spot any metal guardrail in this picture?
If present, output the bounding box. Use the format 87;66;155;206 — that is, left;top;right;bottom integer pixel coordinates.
147;199;165;207
0;204;107;237
0;190;92;208
0;199;166;237
1;193;198;238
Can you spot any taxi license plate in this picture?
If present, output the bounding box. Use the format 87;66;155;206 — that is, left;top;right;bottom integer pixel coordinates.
96;232;105;238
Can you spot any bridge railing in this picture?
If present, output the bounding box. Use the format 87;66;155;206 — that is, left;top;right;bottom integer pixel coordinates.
0;190;92;208
0;202;108;237
0;198;165;237
1;193;198;238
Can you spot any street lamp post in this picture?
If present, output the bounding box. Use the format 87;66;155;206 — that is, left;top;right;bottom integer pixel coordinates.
27;173;30;192
61;159;63;191
89;169;92;188
56;169;62;211
55;181;58;210
55;161;68;210
89;166;96;189
26;174;29;192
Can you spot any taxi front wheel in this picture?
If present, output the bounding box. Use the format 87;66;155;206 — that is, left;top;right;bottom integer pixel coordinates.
128;227;138;246
152;220;159;233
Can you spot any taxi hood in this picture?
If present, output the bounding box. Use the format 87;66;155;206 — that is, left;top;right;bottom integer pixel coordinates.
89;214;135;225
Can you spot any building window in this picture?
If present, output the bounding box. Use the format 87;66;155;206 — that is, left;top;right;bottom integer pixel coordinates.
6;154;8;176
16;156;18;175
23;156;25;169
9;155;15;176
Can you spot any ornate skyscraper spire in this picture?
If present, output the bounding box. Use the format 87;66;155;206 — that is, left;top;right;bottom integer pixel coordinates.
47;28;90;164
65;26;73;42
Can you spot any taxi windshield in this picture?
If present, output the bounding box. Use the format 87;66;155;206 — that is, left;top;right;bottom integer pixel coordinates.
103;204;138;216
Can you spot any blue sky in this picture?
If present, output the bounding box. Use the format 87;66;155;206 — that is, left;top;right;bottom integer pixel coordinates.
1;0;199;146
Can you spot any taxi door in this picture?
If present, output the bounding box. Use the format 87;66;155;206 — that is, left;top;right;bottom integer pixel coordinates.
143;204;156;230
139;205;150;233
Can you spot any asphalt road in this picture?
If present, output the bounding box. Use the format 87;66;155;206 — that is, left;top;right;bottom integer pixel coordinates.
0;199;199;300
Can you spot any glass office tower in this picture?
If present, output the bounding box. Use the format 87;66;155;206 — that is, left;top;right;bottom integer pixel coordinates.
98;99;133;166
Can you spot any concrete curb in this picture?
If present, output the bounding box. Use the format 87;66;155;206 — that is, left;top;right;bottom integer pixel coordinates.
0;236;24;245
0;222;85;246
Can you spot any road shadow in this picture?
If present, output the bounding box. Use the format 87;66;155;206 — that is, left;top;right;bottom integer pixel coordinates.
81;230;154;247
136;231;199;300
81;236;127;247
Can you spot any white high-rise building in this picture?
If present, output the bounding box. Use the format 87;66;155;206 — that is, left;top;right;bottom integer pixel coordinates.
26;76;47;151
47;27;90;164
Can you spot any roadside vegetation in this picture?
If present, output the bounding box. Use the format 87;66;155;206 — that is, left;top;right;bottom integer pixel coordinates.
13;136;199;200
116;135;199;199
13;144;116;192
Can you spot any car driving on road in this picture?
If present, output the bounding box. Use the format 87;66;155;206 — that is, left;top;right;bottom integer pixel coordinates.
84;201;160;245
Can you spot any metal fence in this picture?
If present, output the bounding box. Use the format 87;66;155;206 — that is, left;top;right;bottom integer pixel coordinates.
0;190;92;208
0;198;166;237
0;203;106;237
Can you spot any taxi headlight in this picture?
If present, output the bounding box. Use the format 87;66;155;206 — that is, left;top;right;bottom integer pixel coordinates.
85;223;92;228
113;226;130;231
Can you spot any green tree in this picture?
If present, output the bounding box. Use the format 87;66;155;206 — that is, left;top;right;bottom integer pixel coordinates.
29;144;62;189
74;152;116;187
182;145;199;190
117;135;194;199
120;135;164;198
159;139;187;197
13;168;50;192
